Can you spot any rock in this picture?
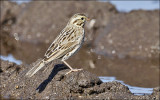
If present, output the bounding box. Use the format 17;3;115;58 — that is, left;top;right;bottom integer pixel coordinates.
152;87;160;99
0;59;159;99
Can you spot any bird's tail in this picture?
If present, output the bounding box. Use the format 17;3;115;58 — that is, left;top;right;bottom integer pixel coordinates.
26;60;45;77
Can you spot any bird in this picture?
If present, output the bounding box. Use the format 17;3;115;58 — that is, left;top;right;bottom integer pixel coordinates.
26;13;90;77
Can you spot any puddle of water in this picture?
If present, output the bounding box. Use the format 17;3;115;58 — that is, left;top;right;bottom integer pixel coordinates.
110;1;159;12
100;1;159;12
99;76;153;95
0;54;22;65
11;0;32;4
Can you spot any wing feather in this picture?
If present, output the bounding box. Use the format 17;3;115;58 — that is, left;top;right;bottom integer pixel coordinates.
44;26;78;61
44;27;73;57
44;41;78;61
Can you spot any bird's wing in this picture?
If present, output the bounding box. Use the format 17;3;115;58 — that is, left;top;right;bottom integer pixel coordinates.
44;27;72;57
44;41;78;61
44;27;78;61
44;31;64;56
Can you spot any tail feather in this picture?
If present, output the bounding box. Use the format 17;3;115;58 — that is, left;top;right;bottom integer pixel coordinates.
26;60;45;77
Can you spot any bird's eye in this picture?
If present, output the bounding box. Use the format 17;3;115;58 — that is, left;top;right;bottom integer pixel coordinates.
81;17;84;20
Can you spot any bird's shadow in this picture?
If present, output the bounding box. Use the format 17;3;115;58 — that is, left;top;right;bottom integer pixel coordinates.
36;64;68;93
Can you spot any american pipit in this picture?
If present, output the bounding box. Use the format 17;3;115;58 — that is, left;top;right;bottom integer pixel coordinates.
26;13;89;77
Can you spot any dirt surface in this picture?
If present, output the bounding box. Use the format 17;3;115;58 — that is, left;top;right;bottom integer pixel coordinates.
0;60;159;99
0;0;159;90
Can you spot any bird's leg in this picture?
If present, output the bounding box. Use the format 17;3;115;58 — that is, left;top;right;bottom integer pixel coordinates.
63;60;74;70
63;61;82;75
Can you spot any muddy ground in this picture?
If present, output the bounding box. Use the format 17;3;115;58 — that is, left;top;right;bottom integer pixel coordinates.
0;1;159;99
0;60;159;99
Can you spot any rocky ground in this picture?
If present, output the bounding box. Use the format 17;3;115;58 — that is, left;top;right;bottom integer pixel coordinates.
0;60;159;99
0;1;159;99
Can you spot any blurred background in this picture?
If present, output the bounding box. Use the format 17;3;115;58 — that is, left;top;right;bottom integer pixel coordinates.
1;0;159;91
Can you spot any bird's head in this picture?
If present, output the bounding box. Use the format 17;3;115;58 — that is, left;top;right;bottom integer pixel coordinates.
68;13;90;27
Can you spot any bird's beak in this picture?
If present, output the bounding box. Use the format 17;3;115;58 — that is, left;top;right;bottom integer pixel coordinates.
86;17;90;21
85;16;90;21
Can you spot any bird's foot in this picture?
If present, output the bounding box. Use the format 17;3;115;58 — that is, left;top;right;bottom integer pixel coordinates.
65;68;83;75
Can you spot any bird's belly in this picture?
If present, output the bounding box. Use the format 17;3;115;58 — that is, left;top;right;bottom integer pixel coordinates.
61;34;84;61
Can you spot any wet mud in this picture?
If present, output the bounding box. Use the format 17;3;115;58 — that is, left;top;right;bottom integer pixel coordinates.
0;60;159;99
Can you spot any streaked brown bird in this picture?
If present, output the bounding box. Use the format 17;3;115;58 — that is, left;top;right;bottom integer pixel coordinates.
26;13;89;77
